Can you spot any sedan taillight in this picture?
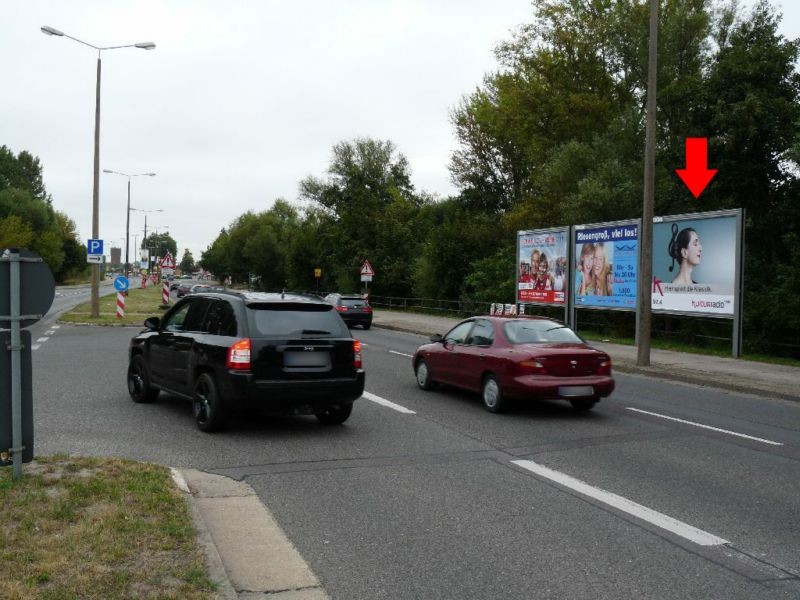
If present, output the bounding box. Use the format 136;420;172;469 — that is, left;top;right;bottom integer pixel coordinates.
336;305;348;312
363;306;373;313
596;356;612;375
353;340;362;369
518;359;548;374
227;338;251;371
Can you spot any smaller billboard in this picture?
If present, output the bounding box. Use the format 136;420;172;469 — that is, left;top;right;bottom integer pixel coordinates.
651;210;740;317
573;222;639;310
517;228;569;305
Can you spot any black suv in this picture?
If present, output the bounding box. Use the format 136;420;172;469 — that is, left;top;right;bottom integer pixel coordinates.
127;291;364;432
324;293;373;329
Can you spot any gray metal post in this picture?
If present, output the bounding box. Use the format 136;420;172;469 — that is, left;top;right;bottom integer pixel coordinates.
732;209;744;357
568;226;576;331
9;250;23;479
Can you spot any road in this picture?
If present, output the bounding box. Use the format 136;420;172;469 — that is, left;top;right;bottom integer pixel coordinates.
27;291;800;599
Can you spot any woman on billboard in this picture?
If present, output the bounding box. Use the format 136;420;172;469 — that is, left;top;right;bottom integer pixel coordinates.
668;225;702;284
576;243;595;295
593;243;613;296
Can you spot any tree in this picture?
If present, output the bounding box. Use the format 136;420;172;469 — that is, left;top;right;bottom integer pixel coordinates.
143;232;177;260
179;249;196;273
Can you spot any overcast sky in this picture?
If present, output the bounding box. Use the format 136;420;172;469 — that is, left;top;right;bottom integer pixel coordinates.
3;1;798;265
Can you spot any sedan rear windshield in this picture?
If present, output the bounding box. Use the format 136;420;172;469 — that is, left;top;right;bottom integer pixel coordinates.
247;303;350;337
503;320;583;344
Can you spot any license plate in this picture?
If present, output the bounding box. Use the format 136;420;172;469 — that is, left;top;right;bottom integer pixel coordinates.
283;351;331;368
558;386;594;397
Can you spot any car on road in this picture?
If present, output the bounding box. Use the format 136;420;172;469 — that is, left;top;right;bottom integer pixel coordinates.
324;293;373;329
127;291;365;431
175;282;193;297
412;316;614;413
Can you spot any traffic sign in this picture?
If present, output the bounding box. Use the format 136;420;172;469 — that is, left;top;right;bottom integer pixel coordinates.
86;254;103;264
87;239;104;255
114;275;130;292
0;248;56;328
314;268;322;279
160;251;176;269
360;260;374;277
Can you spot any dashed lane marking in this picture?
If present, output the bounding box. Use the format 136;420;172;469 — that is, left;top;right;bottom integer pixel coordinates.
389;350;414;358
625;407;783;446
511;459;729;547
36;337;50;343
362;391;416;414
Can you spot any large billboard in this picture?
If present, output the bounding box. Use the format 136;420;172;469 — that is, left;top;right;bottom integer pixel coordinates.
573;221;639;310
516;228;569;305
651;210;741;317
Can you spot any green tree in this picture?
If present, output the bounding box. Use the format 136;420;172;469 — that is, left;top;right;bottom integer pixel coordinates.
143;232;177;260
179;249;196;273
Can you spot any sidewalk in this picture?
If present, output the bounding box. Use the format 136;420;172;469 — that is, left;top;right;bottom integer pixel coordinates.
371;309;800;402
175;308;799;599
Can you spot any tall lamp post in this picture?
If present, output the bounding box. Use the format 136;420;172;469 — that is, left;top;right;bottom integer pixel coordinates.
103;170;156;278
41;25;155;318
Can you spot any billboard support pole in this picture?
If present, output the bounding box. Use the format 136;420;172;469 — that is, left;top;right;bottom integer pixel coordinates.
568;226;576;331
732;209;744;357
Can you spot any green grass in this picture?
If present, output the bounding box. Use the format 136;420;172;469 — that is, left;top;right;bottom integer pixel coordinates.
0;455;216;599
59;283;171;326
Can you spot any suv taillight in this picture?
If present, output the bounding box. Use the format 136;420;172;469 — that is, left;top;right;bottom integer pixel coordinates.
227;338;251;371
336;305;348;312
363;306;373;313
353;340;362;369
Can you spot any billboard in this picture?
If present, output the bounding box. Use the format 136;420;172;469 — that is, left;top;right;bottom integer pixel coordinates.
516;228;569;305
651;210;741;317
573;221;639;310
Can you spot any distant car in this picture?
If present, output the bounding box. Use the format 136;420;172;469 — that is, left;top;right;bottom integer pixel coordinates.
176;282;193;298
170;281;181;291
412;316;614;413
324;293;372;329
127;291;364;431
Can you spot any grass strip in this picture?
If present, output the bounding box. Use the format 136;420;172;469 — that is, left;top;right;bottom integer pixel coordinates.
59;284;170;327
0;455;216;599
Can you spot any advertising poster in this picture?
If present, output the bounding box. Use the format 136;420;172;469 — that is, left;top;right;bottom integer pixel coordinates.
574;222;639;309
517;229;568;305
651;211;739;316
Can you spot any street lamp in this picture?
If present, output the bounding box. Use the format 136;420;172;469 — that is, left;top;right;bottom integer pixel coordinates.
41;25;155;318
103;170;156;277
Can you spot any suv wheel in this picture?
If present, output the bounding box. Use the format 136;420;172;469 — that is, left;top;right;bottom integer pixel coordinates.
193;373;229;432
127;355;159;403
316;403;353;425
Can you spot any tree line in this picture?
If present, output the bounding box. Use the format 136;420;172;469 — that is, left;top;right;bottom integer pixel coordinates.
202;1;800;356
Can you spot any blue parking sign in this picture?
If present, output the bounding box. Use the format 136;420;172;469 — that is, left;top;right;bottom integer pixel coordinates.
88;239;104;255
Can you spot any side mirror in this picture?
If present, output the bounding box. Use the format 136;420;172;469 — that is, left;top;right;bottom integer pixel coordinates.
144;316;160;330
430;333;443;343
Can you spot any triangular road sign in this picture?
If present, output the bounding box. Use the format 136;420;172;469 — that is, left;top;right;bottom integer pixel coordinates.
360;260;374;276
161;252;176;269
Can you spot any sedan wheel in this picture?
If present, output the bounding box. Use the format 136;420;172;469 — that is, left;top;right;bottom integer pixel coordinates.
415;359;435;390
482;375;505;413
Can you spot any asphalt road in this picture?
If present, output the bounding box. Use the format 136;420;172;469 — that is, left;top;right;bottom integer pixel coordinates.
27;295;800;599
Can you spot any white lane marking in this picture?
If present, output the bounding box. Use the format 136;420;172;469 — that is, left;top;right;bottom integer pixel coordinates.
51;325;60;329
36;337;50;343
362;391;416;414
45;330;56;336
389;350;414;358
626;407;783;446
511;459;729;547
31;344;41;351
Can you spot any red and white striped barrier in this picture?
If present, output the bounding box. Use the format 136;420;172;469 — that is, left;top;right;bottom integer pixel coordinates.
116;292;125;319
162;282;170;305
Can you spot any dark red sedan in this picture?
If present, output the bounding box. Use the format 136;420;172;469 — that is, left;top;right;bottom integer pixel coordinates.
412;316;614;413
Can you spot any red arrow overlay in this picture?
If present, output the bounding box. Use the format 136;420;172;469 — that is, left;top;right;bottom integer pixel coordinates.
676;137;717;199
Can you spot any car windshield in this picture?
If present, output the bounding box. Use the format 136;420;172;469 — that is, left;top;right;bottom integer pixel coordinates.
247;303;350;337
342;299;367;308
503;320;583;344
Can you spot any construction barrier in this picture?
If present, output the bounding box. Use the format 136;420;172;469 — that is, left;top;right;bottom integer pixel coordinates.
116;292;125;319
162;282;170;305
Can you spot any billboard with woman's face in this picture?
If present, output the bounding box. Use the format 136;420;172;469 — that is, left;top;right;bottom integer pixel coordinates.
651;210;741;316
516;228;569;305
573;222;639;309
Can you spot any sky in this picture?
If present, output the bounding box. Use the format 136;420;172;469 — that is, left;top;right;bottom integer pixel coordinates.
2;1;799;266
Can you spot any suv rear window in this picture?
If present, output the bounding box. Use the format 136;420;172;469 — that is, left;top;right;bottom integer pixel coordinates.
341;299;367;308
247;303;350;337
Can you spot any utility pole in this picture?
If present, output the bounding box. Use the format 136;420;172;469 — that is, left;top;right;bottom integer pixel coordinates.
636;0;658;366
